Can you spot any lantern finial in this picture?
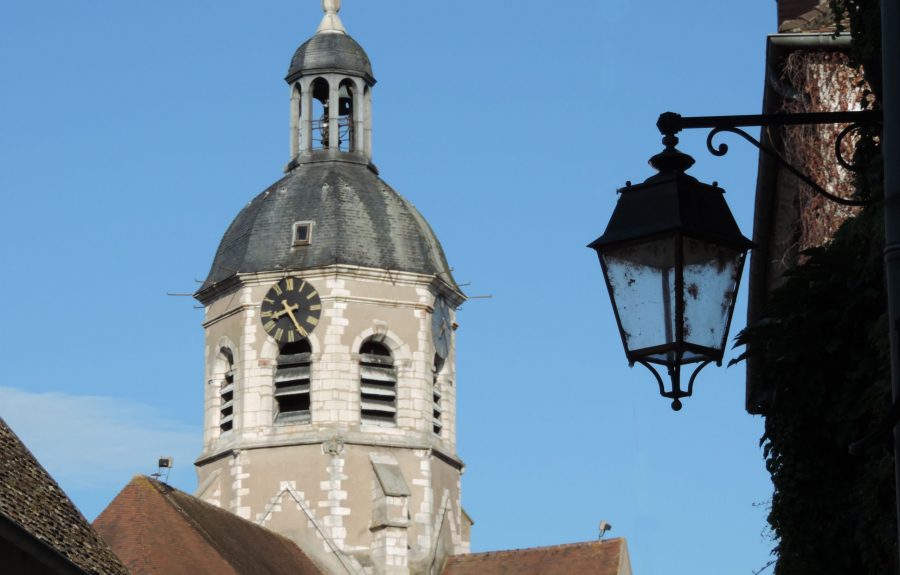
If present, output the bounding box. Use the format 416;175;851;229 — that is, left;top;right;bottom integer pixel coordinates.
317;0;346;34
647;135;696;175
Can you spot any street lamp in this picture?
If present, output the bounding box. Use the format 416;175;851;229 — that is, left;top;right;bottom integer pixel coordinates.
592;110;881;410
589;130;753;410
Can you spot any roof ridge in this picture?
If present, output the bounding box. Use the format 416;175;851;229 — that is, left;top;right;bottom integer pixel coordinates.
115;476;171;570
452;538;623;559
143;476;302;546
141;475;326;572
143;477;224;548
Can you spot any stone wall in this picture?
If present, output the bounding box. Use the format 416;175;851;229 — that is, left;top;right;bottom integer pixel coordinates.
195;265;466;575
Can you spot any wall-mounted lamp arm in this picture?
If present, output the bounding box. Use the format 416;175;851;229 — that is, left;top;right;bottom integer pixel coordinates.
656;110;884;207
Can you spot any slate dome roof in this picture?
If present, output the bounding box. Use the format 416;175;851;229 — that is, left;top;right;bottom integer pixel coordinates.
286;33;374;83
199;161;456;295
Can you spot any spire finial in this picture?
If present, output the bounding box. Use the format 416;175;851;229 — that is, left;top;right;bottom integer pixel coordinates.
317;0;346;34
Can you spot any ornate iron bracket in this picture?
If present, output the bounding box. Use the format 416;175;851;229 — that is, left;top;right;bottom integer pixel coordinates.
657;110;883;207
636;360;713;411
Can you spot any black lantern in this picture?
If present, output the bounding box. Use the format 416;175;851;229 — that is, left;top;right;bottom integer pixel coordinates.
589;134;753;410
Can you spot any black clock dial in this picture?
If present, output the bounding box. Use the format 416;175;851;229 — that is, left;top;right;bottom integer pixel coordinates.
431;296;452;359
260;276;322;344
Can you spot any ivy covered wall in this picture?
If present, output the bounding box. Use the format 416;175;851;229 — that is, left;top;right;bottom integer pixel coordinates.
736;1;893;573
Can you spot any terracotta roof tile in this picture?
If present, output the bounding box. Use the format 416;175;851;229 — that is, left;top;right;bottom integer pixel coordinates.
0;417;130;575
442;538;630;575
93;476;325;575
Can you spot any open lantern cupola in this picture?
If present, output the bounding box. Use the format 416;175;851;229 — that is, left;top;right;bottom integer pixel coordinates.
287;0;375;165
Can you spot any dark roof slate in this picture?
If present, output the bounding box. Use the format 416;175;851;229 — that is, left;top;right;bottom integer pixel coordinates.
93;476;326;575
442;539;630;575
0;417;130;575
198;160;457;296
287;32;374;83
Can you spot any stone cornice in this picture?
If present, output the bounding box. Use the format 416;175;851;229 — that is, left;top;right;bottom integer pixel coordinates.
196;264;465;307
195;432;464;470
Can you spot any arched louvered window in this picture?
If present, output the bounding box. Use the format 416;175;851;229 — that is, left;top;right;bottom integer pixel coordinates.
275;339;312;424
432;355;444;436
359;341;396;424
219;348;235;433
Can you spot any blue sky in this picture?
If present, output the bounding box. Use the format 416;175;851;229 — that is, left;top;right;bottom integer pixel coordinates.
1;2;776;574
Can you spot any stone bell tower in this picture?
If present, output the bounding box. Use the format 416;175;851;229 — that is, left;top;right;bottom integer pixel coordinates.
192;2;470;574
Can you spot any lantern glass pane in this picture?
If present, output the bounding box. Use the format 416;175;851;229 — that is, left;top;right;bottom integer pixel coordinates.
681;237;746;352
601;237;676;356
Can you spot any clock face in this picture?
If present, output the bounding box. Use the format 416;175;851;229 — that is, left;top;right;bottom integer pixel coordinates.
431;296;452;359
260;276;322;344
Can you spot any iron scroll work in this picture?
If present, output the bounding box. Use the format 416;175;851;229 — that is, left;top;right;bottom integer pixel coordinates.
637;359;712;412
656;110;884;206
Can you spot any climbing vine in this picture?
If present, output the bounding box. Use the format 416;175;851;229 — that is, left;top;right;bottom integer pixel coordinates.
733;2;892;573
735;198;893;574
829;0;882;88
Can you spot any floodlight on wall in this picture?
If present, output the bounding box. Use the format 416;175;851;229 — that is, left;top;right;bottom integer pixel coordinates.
152;456;174;483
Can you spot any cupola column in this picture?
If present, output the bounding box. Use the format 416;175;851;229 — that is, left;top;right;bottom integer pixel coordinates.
353;78;366;154
290;85;301;158
301;79;314;154
365;88;373;158
328;78;341;150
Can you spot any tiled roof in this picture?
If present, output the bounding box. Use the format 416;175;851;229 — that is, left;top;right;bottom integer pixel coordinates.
778;0;821;24
93;476;326;575
197;160;458;298
286;31;374;83
0;417;130;575
779;1;844;33
442;538;631;575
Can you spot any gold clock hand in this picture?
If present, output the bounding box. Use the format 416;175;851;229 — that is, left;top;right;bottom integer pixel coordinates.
286;308;308;337
281;300;307;336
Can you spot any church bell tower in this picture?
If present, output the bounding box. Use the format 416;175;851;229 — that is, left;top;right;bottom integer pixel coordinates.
192;3;469;574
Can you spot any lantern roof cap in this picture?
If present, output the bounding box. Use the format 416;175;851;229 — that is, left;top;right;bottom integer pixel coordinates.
286;0;375;84
589;144;754;252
